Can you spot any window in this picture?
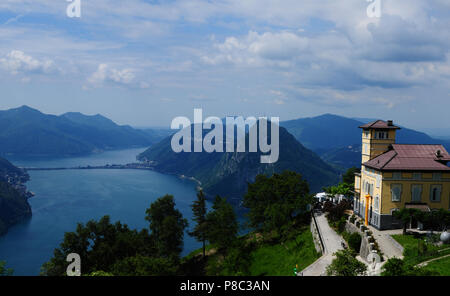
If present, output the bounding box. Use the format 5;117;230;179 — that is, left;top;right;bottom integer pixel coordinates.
391;184;402;202
374;131;388;139
411;184;422;202
363;144;369;154
433;173;442;180
393;172;401;179
376;175;381;188
413;173;422;180
430;185;442;202
374;195;379;211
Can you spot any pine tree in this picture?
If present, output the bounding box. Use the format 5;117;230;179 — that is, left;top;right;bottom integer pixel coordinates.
189;190;208;258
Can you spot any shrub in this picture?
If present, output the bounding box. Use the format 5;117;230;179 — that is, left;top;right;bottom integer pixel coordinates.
326;250;367;276
337;217;347;233
349;215;356;224
348;233;362;252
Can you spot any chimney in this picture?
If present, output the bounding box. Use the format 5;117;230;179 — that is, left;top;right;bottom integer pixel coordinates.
387;120;393;126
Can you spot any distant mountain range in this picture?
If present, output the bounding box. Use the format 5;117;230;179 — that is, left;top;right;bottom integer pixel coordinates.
0;106;171;157
0;157;31;235
280;114;450;170
138;122;339;202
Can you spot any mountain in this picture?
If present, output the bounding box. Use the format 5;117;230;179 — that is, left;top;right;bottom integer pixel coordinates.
138;122;339;202
281;114;450;169
0;106;167;157
0;157;32;235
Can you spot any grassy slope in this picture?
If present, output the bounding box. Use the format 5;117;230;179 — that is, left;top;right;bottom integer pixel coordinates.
391;234;450;267
183;227;320;276
422;256;450;276
248;230;320;276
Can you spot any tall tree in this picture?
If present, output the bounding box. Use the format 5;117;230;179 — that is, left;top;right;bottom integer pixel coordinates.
205;196;238;251
41;215;154;276
145;195;188;259
189;190;208;258
243;171;312;234
342;167;360;185
393;208;420;235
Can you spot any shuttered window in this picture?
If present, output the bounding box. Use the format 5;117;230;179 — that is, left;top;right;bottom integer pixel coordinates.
430;185;442;202
391;184;402;202
411;184;422;202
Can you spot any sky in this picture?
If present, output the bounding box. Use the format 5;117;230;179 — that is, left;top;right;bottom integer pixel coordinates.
0;0;449;132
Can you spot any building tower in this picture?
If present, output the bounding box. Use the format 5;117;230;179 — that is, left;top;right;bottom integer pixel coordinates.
359;120;400;163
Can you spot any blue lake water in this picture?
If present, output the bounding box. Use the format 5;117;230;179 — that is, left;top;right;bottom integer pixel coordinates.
0;148;207;275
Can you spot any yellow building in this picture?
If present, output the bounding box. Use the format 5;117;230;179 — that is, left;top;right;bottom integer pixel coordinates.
353;120;450;230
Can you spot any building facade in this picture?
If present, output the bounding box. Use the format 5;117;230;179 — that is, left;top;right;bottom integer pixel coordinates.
354;120;450;230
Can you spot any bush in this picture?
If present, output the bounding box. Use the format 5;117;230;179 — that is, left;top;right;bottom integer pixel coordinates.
326;250;367;276
337;217;347;233
347;233;362;252
349;215;356;224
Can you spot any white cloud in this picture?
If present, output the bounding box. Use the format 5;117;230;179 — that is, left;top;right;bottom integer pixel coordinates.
87;64;135;87
0;50;55;76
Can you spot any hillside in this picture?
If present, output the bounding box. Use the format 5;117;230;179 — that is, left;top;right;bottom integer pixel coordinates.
0;157;32;235
138;122;339;201
0;106;167;157
281;114;450;169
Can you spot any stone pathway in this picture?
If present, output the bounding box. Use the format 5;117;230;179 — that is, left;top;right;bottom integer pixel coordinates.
300;212;344;276
366;225;404;259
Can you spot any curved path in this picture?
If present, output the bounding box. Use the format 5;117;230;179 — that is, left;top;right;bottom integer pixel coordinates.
300;212;344;276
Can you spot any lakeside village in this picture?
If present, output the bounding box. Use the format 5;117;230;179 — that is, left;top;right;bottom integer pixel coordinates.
0;169;34;199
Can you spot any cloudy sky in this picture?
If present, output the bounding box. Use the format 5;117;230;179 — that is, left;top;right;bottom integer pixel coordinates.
0;0;449;132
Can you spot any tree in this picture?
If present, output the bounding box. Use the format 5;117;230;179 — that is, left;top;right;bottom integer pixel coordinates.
323;200;352;222
243;171;312;235
112;255;177;276
41;215;154;276
381;258;405;276
189;190;208;258
323;182;353;197
205;196;238;251
393;208;421;235
381;257;439;276
326;250;367;276
0;260;13;276
342;167;360;185
145;195;188;259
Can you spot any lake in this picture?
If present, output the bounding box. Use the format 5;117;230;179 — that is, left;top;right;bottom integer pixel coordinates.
0;148;207;275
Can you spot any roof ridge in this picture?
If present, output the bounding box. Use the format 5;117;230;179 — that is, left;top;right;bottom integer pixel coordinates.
380;151;397;169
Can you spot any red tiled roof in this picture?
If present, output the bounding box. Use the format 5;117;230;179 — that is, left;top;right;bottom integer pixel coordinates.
363;144;450;171
359;120;401;130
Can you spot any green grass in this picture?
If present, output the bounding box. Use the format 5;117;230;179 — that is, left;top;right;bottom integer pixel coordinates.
187;227;321;276
422;255;450;276
248;229;320;276
391;234;450;266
